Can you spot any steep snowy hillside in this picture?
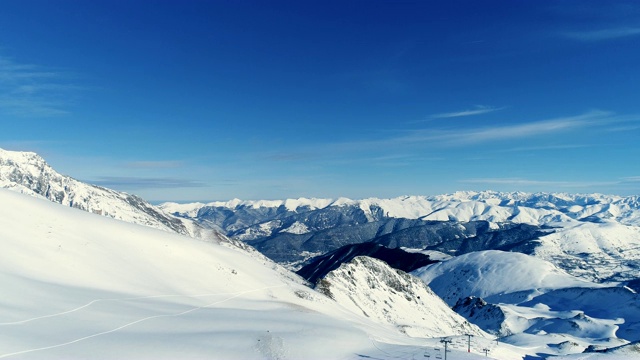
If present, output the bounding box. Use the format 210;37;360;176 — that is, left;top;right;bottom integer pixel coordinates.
1;189;468;360
413;250;597;305
0;148;199;237
317;256;486;338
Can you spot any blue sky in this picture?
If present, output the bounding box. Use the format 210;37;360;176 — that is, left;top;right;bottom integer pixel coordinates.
1;0;640;201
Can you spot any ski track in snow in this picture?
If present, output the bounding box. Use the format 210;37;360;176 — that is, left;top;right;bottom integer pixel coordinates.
0;291;264;326
0;284;285;359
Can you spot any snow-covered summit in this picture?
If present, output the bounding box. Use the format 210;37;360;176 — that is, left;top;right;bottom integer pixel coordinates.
0;148;199;237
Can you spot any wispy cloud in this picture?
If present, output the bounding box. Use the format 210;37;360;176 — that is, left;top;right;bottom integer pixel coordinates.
0;56;78;117
257;110;617;168
401;110;611;146
430;105;504;119
90;176;206;190
562;27;640;41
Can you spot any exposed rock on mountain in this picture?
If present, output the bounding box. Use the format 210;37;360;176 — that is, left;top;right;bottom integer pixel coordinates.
296;242;436;284
0;148;198;237
453;296;511;336
317;256;486;338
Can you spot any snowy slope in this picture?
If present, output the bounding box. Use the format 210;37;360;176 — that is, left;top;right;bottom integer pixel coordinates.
521;286;640;342
318;256;486;338
556;341;640;359
412;250;598;306
414;250;640;356
1;188;468;360
0;148;200;237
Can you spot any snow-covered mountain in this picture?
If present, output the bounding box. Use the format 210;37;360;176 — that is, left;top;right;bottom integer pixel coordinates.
3;188;481;359
161;191;640;231
3;147;638;358
0;148;204;237
412;250;640;355
413;250;600;306
317;256;486;338
162;191;640;284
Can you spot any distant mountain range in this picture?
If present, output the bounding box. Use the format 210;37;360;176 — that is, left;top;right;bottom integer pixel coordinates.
160;191;640;229
161;190;640;284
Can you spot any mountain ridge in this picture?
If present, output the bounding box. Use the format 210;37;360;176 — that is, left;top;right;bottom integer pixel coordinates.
0;148;209;238
161;190;640;226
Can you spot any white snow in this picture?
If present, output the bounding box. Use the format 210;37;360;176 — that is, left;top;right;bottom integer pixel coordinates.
158;201;205;217
413;250;598;305
320;256;487;338
279;221;310;234
162;190;640;228
534;222;640;282
3;189;518;359
0;148;197;237
4;148;640;359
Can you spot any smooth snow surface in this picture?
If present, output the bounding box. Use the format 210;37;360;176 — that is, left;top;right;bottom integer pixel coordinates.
413;250;598;305
1;189;471;360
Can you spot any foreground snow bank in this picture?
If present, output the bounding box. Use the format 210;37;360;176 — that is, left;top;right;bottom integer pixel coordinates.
0;189;437;359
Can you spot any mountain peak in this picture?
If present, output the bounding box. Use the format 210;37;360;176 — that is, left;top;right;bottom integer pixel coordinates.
319;256;486;338
0;148;197;236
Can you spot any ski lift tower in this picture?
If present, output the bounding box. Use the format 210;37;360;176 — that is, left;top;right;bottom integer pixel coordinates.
439;338;452;360
465;333;474;353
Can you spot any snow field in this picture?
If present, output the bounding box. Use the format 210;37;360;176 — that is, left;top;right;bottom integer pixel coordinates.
0;189;437;359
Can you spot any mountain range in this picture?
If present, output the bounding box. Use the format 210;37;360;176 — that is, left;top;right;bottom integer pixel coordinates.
161;190;640;284
2;147;639;359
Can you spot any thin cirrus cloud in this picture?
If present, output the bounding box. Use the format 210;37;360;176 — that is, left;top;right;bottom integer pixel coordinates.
0;56;77;117
397;110;611;147
562;27;640;41
429;105;504;119
291;110;613;160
